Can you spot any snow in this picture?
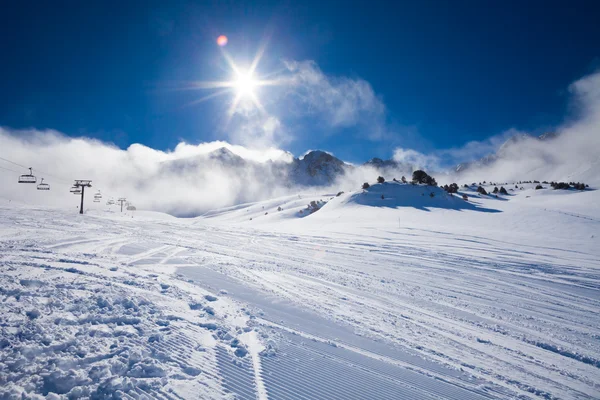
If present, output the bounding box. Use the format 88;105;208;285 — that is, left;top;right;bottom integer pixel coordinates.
0;182;599;399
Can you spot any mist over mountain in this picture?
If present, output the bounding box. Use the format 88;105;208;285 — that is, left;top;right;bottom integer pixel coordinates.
453;132;560;174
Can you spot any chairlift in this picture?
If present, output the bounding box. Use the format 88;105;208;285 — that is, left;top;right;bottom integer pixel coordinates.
94;191;102;200
18;167;37;184
93;198;100;203
37;178;50;191
127;205;136;211
70;186;81;194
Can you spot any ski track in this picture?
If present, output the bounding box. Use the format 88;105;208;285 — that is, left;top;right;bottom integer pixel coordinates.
0;204;599;399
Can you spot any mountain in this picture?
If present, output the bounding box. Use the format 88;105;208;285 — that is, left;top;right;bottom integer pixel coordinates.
289;150;347;186
159;148;421;189
364;157;399;169
159;148;351;187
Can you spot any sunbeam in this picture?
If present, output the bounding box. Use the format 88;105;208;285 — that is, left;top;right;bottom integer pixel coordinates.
174;40;284;119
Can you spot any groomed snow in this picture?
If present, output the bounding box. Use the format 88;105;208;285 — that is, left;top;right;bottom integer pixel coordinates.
1;182;599;399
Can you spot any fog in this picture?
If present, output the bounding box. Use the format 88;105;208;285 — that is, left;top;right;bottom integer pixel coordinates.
0;130;295;216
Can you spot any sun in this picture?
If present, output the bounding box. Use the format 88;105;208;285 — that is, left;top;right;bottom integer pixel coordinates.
234;71;258;96
179;40;286;119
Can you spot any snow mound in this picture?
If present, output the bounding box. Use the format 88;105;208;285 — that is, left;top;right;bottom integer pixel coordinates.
338;181;500;213
198;192;336;225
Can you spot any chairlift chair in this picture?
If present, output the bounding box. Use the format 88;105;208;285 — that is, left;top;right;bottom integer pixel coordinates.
37;178;50;191
18;168;37;184
70;186;81;195
94;191;102;200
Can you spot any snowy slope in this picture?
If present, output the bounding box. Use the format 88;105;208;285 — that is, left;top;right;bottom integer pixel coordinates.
1;182;599;399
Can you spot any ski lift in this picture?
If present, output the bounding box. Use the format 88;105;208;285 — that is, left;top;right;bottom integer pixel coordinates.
70;186;81;194
18;167;37;184
107;199;115;205
93;198;100;203
94;191;102;200
127;205;136;211
37;178;50;191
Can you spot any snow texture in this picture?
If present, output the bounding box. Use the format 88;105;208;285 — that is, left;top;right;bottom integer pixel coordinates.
1;181;599;399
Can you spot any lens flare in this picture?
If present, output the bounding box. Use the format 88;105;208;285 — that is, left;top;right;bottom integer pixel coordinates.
217;35;228;47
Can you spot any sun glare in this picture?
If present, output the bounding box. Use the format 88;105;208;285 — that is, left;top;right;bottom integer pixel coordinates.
181;40;284;119
234;71;257;96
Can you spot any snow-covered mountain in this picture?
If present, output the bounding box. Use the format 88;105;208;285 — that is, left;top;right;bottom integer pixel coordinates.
160;148;421;189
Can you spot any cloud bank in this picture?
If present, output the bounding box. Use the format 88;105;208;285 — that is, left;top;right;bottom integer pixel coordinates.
0;130;297;216
436;71;600;185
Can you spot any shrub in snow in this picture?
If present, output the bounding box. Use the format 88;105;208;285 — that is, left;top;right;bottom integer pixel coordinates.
551;182;570;190
336;191;344;196
535;184;543;190
362;182;370;189
429;192;435;198
492;187;499;194
401;176;407;183
393;178;398;182
277;206;282;212
477;186;488;195
412;170;437;186
307;200;322;214
499;186;508;195
377;176;385;183
462;194;469;201
381;194;384;199
443;183;459;193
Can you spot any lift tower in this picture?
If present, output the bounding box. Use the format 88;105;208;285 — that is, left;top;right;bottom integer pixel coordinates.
73;180;92;214
117;198;127;213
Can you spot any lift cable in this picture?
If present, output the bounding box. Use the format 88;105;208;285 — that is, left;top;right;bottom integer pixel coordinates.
0;155;73;184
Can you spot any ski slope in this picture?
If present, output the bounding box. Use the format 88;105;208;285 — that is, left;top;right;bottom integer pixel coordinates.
1;182;599;399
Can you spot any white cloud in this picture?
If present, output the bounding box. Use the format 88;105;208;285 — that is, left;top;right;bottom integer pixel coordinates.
284;60;387;137
393;148;440;171
396;71;600;185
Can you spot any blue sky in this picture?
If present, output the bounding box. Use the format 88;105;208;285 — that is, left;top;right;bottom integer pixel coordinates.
1;0;599;163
